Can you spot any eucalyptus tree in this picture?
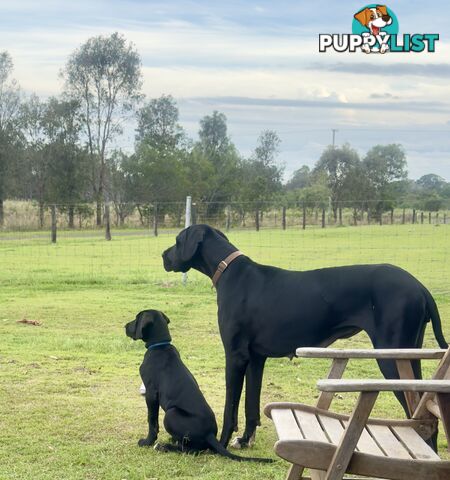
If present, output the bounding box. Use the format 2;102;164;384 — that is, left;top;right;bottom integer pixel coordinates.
0;51;22;225
62;32;142;225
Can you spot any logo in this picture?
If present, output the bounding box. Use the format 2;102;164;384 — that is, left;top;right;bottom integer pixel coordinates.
319;4;439;54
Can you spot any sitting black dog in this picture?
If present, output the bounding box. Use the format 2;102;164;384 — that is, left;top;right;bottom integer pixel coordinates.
125;309;272;462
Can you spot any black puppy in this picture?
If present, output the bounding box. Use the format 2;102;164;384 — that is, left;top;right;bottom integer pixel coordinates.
125;309;272;462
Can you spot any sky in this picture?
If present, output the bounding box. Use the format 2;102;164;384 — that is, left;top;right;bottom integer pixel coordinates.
1;0;450;181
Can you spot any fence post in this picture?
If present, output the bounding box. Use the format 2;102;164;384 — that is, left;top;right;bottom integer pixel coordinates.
321;208;326;228
182;196;192;286
412;209;416;224
105;202;112;241
436;212;439;224
302;204;306;230
379;213;383;226
421;211;424;224
402;208;406;224
390;208;394;224
226;205;231;231
153;202;158;237
339;207;342;226
429;212;431;224
255;209;260;231
282;206;286;230
51;205;57;243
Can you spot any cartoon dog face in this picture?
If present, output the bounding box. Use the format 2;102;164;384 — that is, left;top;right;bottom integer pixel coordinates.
354;5;392;35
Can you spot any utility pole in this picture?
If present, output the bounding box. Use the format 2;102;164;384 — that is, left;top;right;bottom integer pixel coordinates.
332;128;338;147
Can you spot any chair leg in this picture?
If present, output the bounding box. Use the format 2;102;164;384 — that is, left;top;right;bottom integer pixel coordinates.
286;463;304;480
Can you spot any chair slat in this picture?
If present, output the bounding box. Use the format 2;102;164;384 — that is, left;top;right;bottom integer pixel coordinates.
356;427;385;455
294;410;329;442
392;426;440;461
367;425;411;459
318;415;345;444
271;408;303;441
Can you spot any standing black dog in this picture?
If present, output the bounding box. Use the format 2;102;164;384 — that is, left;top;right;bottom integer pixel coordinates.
162;224;448;449
125;309;272;462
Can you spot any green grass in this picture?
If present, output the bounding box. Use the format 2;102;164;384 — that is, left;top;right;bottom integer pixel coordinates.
0;225;449;479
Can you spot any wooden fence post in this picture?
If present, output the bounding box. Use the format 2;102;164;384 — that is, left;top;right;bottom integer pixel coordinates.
390;208;394;224
321;208;326;228
282;206;286;230
226;205;231;232
51;205;57;243
105;202;112;241
153;202;158;237
412;209;416;224
429;212;432;224
255;209;260;231
402;208;406;224
421;211;424;224
302;204;306;230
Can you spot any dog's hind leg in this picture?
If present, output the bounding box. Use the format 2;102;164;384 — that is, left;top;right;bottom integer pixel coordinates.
230;353;266;449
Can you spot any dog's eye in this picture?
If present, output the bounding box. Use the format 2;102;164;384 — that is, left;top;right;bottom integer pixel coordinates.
370;13;375;19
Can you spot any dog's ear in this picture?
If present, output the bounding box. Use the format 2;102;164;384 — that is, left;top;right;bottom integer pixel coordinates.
160;311;171;325
377;5;388;16
177;226;206;263
135;311;154;340
354;8;370;27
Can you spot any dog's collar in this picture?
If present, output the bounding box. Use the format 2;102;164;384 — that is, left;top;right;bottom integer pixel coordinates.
212;251;244;288
146;341;171;350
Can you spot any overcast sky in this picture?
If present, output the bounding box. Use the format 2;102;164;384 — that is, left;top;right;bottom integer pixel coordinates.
1;0;449;180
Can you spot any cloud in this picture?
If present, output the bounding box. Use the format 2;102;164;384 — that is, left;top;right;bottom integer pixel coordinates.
370;93;400;100
308;62;450;78
193;95;450;114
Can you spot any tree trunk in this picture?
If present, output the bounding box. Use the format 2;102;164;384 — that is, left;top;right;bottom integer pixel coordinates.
51;205;57;243
96;200;102;226
104;203;111;240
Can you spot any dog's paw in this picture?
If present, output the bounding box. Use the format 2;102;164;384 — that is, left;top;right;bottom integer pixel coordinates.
138;437;156;447
154;442;168;452
230;433;256;449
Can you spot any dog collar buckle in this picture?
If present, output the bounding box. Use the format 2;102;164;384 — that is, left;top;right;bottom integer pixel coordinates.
212;251;244;288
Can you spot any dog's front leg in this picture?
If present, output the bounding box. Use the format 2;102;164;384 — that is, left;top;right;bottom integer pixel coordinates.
231;354;266;449
219;353;248;447
139;390;159;447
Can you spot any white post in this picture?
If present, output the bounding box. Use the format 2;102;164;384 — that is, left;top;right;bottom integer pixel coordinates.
182;195;192;285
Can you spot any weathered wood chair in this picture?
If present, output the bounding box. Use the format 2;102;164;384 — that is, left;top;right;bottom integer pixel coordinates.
265;347;450;480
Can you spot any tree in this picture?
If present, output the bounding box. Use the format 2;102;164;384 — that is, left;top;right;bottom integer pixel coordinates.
194;111;240;205
62;32;142;225
41;97;88;227
0;51;22;225
362;144;407;216
314;143;360;219
416;174;447;192
237;130;283;217
20;94;48;227
136;94;185;150
285;165;311;190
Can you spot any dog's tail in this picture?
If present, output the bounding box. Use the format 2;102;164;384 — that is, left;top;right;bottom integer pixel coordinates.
205;434;273;463
423;287;448;348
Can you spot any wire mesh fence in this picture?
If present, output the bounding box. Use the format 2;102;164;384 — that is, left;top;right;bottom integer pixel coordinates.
1;199;449;296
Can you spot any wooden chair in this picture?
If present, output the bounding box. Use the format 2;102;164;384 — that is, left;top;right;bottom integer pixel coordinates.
265;347;450;480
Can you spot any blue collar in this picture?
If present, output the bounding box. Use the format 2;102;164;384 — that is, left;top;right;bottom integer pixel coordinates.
146;341;171;350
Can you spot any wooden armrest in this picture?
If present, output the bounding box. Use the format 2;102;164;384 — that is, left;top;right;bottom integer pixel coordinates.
296;347;446;360
317;379;450;393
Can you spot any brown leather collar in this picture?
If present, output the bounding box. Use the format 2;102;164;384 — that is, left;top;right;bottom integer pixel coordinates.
212;251;244;288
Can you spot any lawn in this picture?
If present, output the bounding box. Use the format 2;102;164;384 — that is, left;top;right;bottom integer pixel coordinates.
0;224;449;479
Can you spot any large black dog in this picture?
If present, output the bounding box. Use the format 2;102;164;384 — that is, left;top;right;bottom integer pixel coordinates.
125;309;272;462
162;224;448;448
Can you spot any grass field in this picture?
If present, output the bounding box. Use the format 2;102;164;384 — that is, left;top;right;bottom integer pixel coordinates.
1;225;449;479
